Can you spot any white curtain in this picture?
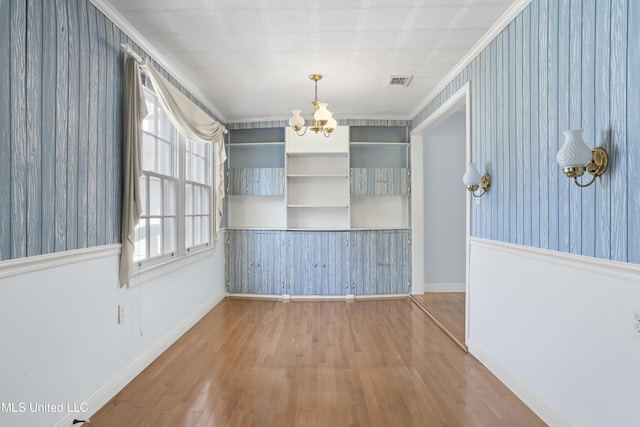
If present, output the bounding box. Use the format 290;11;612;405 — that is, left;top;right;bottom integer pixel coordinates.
119;56;148;287
141;62;227;241
119;56;227;287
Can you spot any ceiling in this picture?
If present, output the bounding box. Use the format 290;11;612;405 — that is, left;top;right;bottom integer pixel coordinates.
102;0;518;124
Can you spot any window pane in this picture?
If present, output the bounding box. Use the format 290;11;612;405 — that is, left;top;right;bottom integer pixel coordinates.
193;216;201;246
164;180;176;215
164;217;175;254
149;176;162;216
185;184;193;215
133;220;147;261
185;216;193;248
149;218;162;258
202;217;210;244
139;175;147;216
185;152;193;181
193;185;201;214
157;107;172;140
202;187;210;214
159;140;175;176
197;157;205;184
142;134;156;171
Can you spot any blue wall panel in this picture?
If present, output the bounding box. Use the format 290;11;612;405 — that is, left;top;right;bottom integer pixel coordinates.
0;0;12;260
1;0;214;262
628;0;640;264
413;0;640;265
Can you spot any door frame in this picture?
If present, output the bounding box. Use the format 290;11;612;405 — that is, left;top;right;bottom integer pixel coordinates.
410;81;472;345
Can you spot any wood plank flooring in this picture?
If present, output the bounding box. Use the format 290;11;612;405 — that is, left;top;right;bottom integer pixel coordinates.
411;292;466;349
88;298;543;427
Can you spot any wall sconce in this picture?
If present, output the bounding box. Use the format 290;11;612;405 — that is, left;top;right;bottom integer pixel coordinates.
463;162;491;197
556;130;608;188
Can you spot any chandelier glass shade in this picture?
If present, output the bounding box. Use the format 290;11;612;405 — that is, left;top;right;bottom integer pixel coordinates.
289;74;337;137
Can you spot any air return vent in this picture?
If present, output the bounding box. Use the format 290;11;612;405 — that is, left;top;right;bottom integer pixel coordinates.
387;75;413;87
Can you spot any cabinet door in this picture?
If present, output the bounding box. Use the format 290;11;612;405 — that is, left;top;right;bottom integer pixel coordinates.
227;230;285;295
226;230;250;294
250;231;285;295
350;231;377;295
350;230;412;295
286;231;350;296
287;231;313;295
327;232;350;295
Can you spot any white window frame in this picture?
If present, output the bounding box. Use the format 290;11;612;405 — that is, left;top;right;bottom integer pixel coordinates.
132;85;215;277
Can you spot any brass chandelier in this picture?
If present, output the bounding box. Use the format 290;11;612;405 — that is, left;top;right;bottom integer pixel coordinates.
288;74;337;137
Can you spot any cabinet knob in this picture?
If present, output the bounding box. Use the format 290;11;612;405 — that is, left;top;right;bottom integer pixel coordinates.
256;263;260;267
313;263;318;267
321;263;326;267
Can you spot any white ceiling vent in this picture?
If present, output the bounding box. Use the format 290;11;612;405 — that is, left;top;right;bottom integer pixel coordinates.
387;75;413;88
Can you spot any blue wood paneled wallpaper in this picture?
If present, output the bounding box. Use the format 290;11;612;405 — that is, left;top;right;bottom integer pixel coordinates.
413;0;640;264
1;0;122;260
0;0;220;262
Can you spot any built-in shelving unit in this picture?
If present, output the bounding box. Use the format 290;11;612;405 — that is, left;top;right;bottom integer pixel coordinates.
225;128;286;229
225;125;412;297
349;126;410;229
285;127;350;230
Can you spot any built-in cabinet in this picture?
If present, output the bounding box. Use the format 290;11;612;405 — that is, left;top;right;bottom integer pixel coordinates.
225;125;411;297
226;229;411;296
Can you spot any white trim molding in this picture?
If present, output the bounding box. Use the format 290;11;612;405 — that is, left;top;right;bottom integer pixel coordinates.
470;237;640;282
129;247;215;287
0;244;121;279
423;283;466;293
410;0;532;119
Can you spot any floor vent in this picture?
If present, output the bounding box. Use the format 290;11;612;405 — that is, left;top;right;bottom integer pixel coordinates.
387;75;413;87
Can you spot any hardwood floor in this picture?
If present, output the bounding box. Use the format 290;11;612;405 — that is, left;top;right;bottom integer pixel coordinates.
89;298;543;427
411;292;466;349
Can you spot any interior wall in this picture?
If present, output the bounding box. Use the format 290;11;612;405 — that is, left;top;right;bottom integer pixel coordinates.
413;0;640;263
0;242;226;427
422;112;466;288
0;1;228;426
469;240;640;426
412;0;640;424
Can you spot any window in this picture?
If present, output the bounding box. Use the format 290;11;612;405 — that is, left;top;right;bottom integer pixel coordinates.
185;140;212;250
134;86;213;265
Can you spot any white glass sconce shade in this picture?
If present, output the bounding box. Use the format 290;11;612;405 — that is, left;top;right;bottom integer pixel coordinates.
556;130;593;168
463;163;482;186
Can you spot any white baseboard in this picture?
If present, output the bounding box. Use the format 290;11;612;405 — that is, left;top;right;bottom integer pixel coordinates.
468;339;571;427
423;283;465;292
228;293;409;302
52;290;226;427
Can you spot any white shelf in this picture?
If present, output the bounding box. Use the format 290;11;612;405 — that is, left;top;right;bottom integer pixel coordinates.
228;142;285;147
287;174;349;178
287;204;350;208
227;195;286;229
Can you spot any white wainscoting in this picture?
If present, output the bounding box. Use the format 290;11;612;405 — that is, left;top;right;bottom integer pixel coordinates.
468;238;640;427
0;236;226;427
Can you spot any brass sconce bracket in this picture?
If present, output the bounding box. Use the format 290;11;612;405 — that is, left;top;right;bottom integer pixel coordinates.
562;147;609;188
467;173;491;197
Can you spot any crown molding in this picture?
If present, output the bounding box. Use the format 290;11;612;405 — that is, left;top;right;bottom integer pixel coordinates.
410;0;532;120
88;0;228;123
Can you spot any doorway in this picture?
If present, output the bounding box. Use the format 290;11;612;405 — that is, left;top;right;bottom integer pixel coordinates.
410;83;471;350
